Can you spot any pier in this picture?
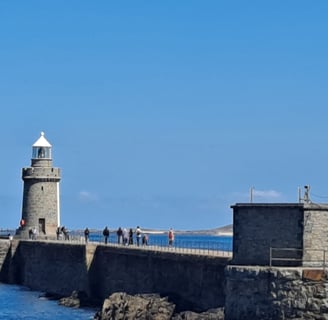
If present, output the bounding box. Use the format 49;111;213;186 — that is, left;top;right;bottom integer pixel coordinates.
0;238;229;312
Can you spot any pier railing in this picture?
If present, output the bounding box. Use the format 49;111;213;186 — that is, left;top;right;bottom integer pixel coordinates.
96;241;233;257
0;229;14;239
3;229;232;257
52;232;233;257
96;236;231;257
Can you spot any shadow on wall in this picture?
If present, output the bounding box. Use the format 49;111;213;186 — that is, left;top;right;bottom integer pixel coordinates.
2;241;90;297
88;245;228;312
0;240;15;283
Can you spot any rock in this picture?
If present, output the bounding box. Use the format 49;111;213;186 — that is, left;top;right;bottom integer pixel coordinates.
94;292;176;320
59;290;90;308
94;292;225;320
172;308;224;320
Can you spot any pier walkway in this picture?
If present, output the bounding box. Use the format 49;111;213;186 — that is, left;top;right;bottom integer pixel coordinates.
36;237;232;258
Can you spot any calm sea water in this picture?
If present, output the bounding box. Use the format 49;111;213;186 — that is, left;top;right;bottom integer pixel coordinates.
88;233;233;252
0;283;96;320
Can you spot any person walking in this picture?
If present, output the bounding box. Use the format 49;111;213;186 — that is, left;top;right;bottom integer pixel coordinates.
32;226;37;240
103;226;110;244
56;227;61;240
136;226;142;246
29;228;33;240
61;226;69;240
128;228;133;245
84;227;90;243
142;234;148;246
168;228;174;246
123;228;129;245
117;227;123;244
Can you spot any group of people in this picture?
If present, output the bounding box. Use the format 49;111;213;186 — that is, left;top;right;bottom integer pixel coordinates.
83;226;174;246
104;226;146;246
56;226;70;240
115;226;149;246
20;219;38;240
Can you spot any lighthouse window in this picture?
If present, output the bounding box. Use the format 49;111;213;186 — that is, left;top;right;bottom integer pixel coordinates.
41;186;44;191
38;147;45;158
32;147;51;159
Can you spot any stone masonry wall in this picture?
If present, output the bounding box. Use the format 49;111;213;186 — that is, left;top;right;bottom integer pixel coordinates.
21;181;59;234
88;245;227;311
11;241;89;294
21;166;61;238
303;205;328;266
2;240;328;318
0;240;11;283
225;265;328;320
231;204;304;266
1;240;228;312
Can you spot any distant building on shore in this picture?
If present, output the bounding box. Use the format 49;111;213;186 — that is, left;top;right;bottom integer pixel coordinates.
16;132;61;239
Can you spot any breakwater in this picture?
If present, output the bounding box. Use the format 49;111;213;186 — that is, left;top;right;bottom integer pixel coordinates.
0;239;228;312
2;239;328;319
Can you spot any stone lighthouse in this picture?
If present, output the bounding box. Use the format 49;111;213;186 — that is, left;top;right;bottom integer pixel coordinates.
17;132;61;239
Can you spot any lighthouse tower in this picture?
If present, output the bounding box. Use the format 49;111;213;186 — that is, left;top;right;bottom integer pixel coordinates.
17;132;61;239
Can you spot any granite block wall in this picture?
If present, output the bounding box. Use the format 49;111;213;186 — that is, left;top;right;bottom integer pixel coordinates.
225;265;328;320
0;240;228;312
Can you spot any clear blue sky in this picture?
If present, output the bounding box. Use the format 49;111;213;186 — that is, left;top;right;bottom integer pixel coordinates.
1;1;328;231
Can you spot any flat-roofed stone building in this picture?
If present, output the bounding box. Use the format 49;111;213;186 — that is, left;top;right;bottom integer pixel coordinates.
231;203;328;266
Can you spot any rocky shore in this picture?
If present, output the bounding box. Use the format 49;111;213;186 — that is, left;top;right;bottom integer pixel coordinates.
58;291;225;320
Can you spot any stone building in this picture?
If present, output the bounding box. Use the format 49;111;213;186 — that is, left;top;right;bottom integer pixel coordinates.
16;132;61;239
231;202;328;267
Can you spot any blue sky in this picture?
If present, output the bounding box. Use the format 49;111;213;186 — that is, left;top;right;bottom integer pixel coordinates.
1;1;328;231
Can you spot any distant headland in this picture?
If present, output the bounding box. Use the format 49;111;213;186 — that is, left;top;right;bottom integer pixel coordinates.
173;224;233;236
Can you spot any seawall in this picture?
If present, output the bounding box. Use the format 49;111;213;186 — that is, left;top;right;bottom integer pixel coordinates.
225;265;328;320
0;239;229;312
2;239;328;319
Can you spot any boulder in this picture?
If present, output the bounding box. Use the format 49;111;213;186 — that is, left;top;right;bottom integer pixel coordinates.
94;292;176;320
94;292;225;320
59;290;90;308
172;308;224;319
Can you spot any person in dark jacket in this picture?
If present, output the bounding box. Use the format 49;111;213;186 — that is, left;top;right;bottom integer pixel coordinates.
103;226;110;244
128;228;133;245
117;227;123;244
84;227;90;243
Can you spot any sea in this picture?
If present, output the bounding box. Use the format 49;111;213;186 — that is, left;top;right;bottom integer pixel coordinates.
0;234;232;319
88;232;233;252
0;283;96;319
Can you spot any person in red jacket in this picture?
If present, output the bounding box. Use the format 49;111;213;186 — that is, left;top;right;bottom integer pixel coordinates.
168;228;174;246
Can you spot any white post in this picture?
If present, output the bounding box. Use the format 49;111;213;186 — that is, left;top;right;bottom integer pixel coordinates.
250;186;254;203
298;187;301;203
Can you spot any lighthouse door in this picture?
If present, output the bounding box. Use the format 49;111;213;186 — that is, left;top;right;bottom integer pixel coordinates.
39;218;45;235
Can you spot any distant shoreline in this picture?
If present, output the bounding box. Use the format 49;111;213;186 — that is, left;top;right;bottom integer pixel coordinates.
81;224;233;237
214;232;233;237
174;230;233;237
73;229;233;237
70;225;233;237
5;224;233;238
